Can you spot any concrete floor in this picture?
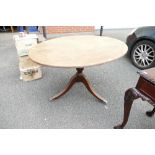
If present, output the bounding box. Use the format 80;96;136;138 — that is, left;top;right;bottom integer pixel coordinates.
0;29;155;129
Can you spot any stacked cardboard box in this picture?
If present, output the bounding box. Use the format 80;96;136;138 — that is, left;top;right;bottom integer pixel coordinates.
19;56;42;81
14;33;42;81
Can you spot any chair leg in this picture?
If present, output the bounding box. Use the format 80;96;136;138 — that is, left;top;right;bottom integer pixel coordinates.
114;88;140;129
146;107;155;117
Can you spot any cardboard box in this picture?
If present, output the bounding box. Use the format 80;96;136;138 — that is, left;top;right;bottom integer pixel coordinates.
19;56;42;81
13;33;43;81
14;34;38;57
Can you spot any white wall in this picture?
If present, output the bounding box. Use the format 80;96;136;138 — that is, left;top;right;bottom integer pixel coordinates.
1;0;155;29
94;0;155;29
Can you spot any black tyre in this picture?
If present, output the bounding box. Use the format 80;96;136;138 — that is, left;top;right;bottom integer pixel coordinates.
131;40;155;69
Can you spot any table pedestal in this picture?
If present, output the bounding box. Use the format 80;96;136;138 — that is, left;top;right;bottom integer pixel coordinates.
50;68;107;104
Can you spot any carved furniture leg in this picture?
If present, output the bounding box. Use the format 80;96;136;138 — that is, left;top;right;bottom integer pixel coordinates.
80;74;107;103
50;74;77;100
50;68;107;104
146;107;155;117
114;88;140;129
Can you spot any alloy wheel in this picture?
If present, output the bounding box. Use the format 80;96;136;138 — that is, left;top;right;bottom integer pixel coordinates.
133;44;155;68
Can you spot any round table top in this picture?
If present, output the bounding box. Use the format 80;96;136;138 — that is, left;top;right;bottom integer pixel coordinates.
29;35;128;68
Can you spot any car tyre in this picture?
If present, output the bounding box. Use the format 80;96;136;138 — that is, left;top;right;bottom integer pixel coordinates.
131;40;155;69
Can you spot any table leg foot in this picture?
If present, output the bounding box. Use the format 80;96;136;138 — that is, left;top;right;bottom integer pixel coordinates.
80;73;107;104
114;88;140;129
146;107;155;117
113;124;124;129
50;68;107;105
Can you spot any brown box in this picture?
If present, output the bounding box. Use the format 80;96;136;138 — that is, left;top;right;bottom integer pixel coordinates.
19;56;42;81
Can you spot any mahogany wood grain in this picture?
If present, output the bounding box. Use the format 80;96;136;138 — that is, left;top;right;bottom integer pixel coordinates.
114;68;155;129
50;68;107;104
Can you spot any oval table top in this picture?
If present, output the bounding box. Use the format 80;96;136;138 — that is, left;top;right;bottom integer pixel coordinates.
29;35;128;68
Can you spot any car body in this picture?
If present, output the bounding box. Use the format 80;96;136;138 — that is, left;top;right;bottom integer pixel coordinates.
126;26;155;69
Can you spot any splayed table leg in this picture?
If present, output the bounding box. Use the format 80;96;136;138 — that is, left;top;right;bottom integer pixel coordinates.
50;68;107;106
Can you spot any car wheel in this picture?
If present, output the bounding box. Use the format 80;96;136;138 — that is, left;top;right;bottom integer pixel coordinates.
131;40;155;69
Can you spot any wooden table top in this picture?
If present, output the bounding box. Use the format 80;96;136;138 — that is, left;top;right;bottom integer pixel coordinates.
138;67;155;84
29;35;128;68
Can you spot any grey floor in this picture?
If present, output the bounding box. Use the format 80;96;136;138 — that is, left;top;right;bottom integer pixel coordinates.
0;29;155;129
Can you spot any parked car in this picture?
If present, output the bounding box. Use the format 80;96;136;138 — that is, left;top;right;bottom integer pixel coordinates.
126;26;155;69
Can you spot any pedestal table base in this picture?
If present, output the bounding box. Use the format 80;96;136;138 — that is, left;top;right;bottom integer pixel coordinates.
50;68;107;105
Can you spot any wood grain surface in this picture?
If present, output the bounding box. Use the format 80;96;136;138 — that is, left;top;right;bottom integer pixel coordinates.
29;35;128;68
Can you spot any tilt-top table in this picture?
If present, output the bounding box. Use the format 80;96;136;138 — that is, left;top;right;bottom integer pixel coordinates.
29;35;128;105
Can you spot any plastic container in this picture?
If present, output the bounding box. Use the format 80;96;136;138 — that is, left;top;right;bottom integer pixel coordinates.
28;26;38;32
17;26;24;32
